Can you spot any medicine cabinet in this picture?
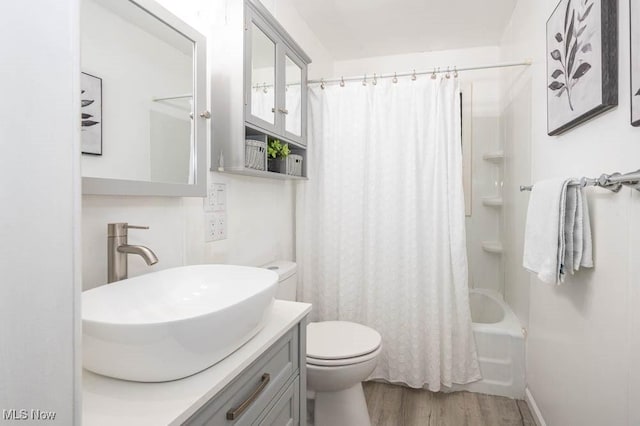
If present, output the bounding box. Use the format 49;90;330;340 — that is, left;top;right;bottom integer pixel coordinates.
210;0;311;180
80;0;208;196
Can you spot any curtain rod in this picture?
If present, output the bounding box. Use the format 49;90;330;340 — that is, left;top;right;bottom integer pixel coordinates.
307;59;532;86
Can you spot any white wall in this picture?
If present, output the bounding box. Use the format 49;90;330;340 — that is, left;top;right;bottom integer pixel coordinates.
82;0;335;290
500;1;640;424
258;0;334;79
0;1;81;424
333;47;506;293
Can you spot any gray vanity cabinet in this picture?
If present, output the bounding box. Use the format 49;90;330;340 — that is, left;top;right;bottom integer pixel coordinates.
184;320;307;426
210;0;311;179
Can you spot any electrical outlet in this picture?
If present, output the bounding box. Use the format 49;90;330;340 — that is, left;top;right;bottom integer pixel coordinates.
205;183;226;212
216;212;227;240
204;212;227;242
204;213;216;242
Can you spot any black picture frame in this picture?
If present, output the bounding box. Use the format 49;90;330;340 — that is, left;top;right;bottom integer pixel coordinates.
81;72;103;155
546;0;618;136
631;0;640;127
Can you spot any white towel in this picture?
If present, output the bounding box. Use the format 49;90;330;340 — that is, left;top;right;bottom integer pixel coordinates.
523;178;594;284
523;179;570;284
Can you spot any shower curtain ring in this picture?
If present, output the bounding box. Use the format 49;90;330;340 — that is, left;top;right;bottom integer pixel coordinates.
320;78;325;90
373;73;378;85
454;66;459;78
362;74;367;86
411;69;417;81
446;66;451;79
263;83;268;93
340;76;345;87
392;72;398;84
431;68;437;79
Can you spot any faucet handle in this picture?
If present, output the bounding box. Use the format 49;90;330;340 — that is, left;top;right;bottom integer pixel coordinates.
125;225;150;230
108;222;150;237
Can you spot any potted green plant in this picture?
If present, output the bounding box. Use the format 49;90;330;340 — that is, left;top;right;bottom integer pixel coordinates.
267;138;291;174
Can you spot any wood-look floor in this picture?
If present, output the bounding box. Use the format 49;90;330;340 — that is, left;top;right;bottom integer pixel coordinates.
363;382;536;426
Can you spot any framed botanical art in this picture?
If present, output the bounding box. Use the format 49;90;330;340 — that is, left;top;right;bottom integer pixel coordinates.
81;72;103;155
546;0;618;135
632;0;640;126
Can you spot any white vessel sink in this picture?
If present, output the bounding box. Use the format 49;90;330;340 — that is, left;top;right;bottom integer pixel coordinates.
82;265;278;382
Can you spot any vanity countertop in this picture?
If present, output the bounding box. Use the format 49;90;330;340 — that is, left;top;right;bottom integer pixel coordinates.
82;300;312;426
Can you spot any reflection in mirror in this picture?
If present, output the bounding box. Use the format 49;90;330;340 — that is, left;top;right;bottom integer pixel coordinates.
250;23;276;125
81;0;194;185
285;55;302;137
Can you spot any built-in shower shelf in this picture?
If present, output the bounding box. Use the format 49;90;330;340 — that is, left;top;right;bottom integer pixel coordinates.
482;241;504;254
482;196;503;207
482;151;504;163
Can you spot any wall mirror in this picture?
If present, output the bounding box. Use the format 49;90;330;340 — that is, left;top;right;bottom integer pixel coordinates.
80;0;207;196
284;54;302;137
250;22;277;126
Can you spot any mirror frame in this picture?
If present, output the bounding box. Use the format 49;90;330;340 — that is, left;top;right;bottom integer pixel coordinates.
244;9;281;135
82;0;207;197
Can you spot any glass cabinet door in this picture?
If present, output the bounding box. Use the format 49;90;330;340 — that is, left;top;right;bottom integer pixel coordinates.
244;5;308;147
249;21;276;127
284;55;302;137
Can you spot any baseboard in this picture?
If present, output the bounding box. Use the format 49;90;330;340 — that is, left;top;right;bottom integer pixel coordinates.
525;387;547;426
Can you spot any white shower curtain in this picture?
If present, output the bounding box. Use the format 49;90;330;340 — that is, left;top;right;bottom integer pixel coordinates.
296;77;480;391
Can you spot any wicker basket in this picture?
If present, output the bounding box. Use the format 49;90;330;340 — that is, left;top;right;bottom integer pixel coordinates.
268;155;303;176
287;154;303;176
244;139;266;171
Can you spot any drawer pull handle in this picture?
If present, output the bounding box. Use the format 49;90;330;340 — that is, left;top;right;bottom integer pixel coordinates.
226;373;271;421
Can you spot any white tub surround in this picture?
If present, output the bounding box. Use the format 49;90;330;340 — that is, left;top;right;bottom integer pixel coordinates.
83;300;310;426
452;289;525;398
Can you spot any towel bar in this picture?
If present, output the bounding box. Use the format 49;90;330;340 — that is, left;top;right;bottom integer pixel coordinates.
520;169;640;193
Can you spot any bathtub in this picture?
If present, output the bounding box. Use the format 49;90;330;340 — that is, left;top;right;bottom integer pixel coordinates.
453;288;525;399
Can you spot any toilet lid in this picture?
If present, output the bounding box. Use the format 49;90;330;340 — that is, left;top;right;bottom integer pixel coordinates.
307;321;382;360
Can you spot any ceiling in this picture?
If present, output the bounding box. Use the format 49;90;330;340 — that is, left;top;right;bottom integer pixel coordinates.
292;0;518;60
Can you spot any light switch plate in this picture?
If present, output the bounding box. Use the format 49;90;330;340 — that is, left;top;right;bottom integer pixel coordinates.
205;183;226;212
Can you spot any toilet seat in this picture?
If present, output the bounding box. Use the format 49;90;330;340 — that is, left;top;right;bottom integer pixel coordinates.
307;344;382;367
306;321;382;367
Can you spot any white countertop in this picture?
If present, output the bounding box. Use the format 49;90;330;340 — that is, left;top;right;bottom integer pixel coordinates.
82;300;312;426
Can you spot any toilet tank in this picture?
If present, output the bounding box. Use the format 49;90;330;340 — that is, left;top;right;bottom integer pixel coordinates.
262;260;297;301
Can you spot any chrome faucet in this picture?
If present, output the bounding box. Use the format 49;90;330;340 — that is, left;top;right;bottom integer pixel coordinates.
107;223;159;283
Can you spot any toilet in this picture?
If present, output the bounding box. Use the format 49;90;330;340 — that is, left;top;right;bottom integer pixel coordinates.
263;261;382;426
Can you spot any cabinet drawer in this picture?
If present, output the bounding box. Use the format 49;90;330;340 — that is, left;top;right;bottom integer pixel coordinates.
184;328;299;426
254;377;299;426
